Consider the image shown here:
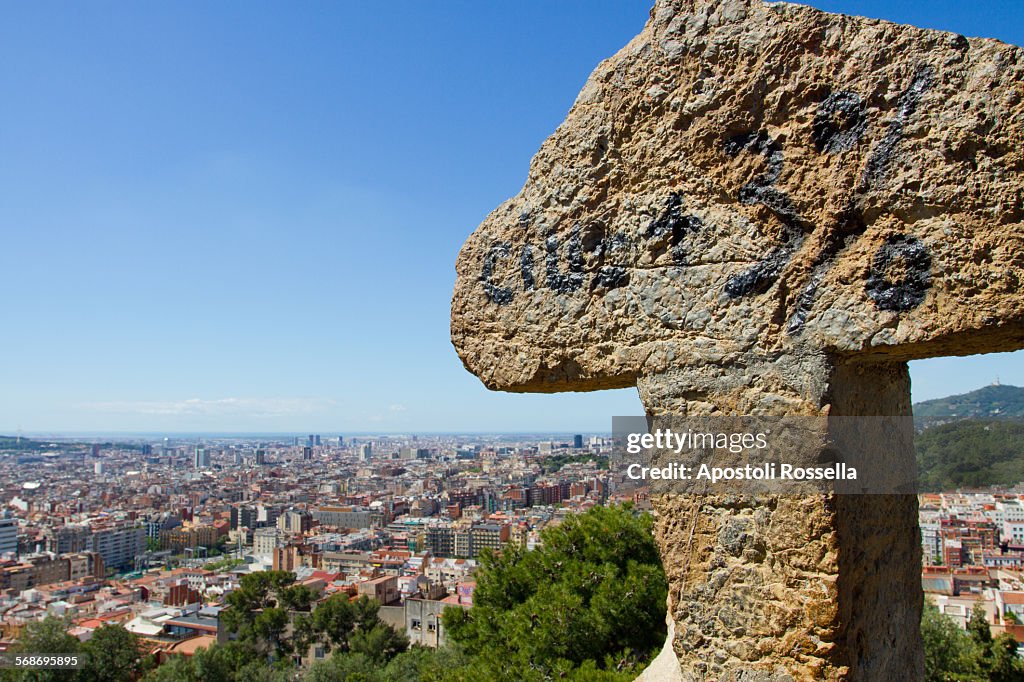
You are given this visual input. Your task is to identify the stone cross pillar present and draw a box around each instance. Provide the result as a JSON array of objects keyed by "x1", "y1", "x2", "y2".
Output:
[
  {"x1": 637, "y1": 360, "x2": 920, "y2": 679},
  {"x1": 450, "y1": 0, "x2": 1024, "y2": 678}
]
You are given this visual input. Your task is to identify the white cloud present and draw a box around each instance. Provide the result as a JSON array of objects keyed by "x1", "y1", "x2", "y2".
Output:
[
  {"x1": 79, "y1": 397, "x2": 337, "y2": 419},
  {"x1": 388, "y1": 403, "x2": 407, "y2": 412}
]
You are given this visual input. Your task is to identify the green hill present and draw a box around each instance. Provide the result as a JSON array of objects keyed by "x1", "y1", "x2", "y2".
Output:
[
  {"x1": 914, "y1": 383, "x2": 1024, "y2": 418},
  {"x1": 910, "y1": 385, "x2": 1024, "y2": 490},
  {"x1": 0, "y1": 435, "x2": 51, "y2": 452},
  {"x1": 916, "y1": 419, "x2": 1024, "y2": 491}
]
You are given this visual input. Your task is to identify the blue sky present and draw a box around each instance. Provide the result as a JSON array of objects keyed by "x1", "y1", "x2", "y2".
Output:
[{"x1": 2, "y1": 1, "x2": 1022, "y2": 434}]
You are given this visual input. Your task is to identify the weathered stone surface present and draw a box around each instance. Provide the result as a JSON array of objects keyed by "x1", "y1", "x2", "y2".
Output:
[
  {"x1": 636, "y1": 361, "x2": 921, "y2": 680},
  {"x1": 450, "y1": 0, "x2": 1024, "y2": 679},
  {"x1": 451, "y1": 0, "x2": 1024, "y2": 392}
]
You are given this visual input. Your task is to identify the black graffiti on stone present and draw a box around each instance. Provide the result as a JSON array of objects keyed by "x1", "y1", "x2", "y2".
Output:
[
  {"x1": 865, "y1": 234, "x2": 932, "y2": 312},
  {"x1": 861, "y1": 65, "x2": 936, "y2": 188},
  {"x1": 647, "y1": 192, "x2": 704, "y2": 265},
  {"x1": 787, "y1": 201, "x2": 868, "y2": 334},
  {"x1": 595, "y1": 266, "x2": 629, "y2": 290},
  {"x1": 595, "y1": 231, "x2": 634, "y2": 291},
  {"x1": 723, "y1": 247, "x2": 794, "y2": 298},
  {"x1": 480, "y1": 242, "x2": 515, "y2": 305},
  {"x1": 789, "y1": 67, "x2": 936, "y2": 332},
  {"x1": 786, "y1": 271, "x2": 826, "y2": 334},
  {"x1": 723, "y1": 131, "x2": 809, "y2": 297},
  {"x1": 520, "y1": 245, "x2": 536, "y2": 291},
  {"x1": 813, "y1": 91, "x2": 868, "y2": 154},
  {"x1": 480, "y1": 70, "x2": 937, "y2": 316},
  {"x1": 480, "y1": 221, "x2": 638, "y2": 302},
  {"x1": 603, "y1": 232, "x2": 632, "y2": 261},
  {"x1": 576, "y1": 221, "x2": 632, "y2": 292},
  {"x1": 546, "y1": 225, "x2": 585, "y2": 294}
]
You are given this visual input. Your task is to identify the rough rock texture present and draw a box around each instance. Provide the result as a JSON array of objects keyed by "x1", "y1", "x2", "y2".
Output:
[
  {"x1": 452, "y1": 0, "x2": 1024, "y2": 391},
  {"x1": 450, "y1": 0, "x2": 1024, "y2": 679},
  {"x1": 638, "y1": 362, "x2": 920, "y2": 680}
]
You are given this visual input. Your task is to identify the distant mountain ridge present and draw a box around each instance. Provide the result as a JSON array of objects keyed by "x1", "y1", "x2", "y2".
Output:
[
  {"x1": 911, "y1": 384, "x2": 1024, "y2": 491},
  {"x1": 913, "y1": 383, "x2": 1024, "y2": 418}
]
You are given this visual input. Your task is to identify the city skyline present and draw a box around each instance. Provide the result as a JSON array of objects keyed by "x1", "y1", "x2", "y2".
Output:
[{"x1": 3, "y1": 0, "x2": 1024, "y2": 433}]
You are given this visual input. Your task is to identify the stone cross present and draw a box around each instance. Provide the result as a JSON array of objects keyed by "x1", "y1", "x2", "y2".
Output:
[{"x1": 450, "y1": 0, "x2": 1024, "y2": 678}]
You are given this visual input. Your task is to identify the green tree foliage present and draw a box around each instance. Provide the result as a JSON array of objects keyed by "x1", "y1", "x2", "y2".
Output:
[
  {"x1": 968, "y1": 605, "x2": 994, "y2": 648},
  {"x1": 221, "y1": 570, "x2": 315, "y2": 659},
  {"x1": 2, "y1": 618, "x2": 148, "y2": 682},
  {"x1": 307, "y1": 594, "x2": 359, "y2": 652},
  {"x1": 376, "y1": 646, "x2": 470, "y2": 682},
  {"x1": 441, "y1": 505, "x2": 666, "y2": 680},
  {"x1": 293, "y1": 593, "x2": 405, "y2": 660},
  {"x1": 916, "y1": 419, "x2": 1024, "y2": 491},
  {"x1": 922, "y1": 601, "x2": 1024, "y2": 682},
  {"x1": 2, "y1": 616, "x2": 81, "y2": 682},
  {"x1": 79, "y1": 624, "x2": 150, "y2": 682},
  {"x1": 144, "y1": 641, "x2": 295, "y2": 682},
  {"x1": 143, "y1": 654, "x2": 196, "y2": 682},
  {"x1": 157, "y1": 586, "x2": 407, "y2": 681},
  {"x1": 538, "y1": 453, "x2": 609, "y2": 474},
  {"x1": 348, "y1": 622, "x2": 408, "y2": 664},
  {"x1": 303, "y1": 652, "x2": 379, "y2": 682},
  {"x1": 140, "y1": 507, "x2": 668, "y2": 680},
  {"x1": 203, "y1": 557, "x2": 245, "y2": 572},
  {"x1": 922, "y1": 601, "x2": 982, "y2": 681}
]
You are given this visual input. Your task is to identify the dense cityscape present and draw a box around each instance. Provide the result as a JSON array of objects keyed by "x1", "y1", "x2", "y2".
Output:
[
  {"x1": 1, "y1": 427, "x2": 1024, "y2": 661},
  {"x1": 0, "y1": 432, "x2": 622, "y2": 667},
  {"x1": 922, "y1": 492, "x2": 1024, "y2": 643}
]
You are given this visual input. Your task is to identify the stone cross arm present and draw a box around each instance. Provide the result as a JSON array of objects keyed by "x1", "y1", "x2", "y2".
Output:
[{"x1": 451, "y1": 0, "x2": 1024, "y2": 399}]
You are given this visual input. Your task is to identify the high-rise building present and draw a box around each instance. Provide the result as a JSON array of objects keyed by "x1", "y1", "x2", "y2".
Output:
[
  {"x1": 231, "y1": 506, "x2": 258, "y2": 530},
  {"x1": 359, "y1": 443, "x2": 372, "y2": 462},
  {"x1": 0, "y1": 515, "x2": 18, "y2": 558},
  {"x1": 47, "y1": 525, "x2": 90, "y2": 554},
  {"x1": 469, "y1": 523, "x2": 509, "y2": 558},
  {"x1": 141, "y1": 444, "x2": 153, "y2": 455},
  {"x1": 312, "y1": 506, "x2": 372, "y2": 529},
  {"x1": 257, "y1": 504, "x2": 282, "y2": 528},
  {"x1": 302, "y1": 446, "x2": 313, "y2": 461},
  {"x1": 314, "y1": 434, "x2": 321, "y2": 447},
  {"x1": 255, "y1": 449, "x2": 266, "y2": 466},
  {"x1": 573, "y1": 434, "x2": 584, "y2": 449},
  {"x1": 194, "y1": 447, "x2": 210, "y2": 469},
  {"x1": 401, "y1": 447, "x2": 430, "y2": 460},
  {"x1": 88, "y1": 524, "x2": 145, "y2": 571},
  {"x1": 426, "y1": 526, "x2": 454, "y2": 557},
  {"x1": 308, "y1": 435, "x2": 315, "y2": 447},
  {"x1": 277, "y1": 510, "x2": 312, "y2": 534},
  {"x1": 253, "y1": 527, "x2": 284, "y2": 556},
  {"x1": 423, "y1": 522, "x2": 507, "y2": 557},
  {"x1": 94, "y1": 461, "x2": 105, "y2": 476}
]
